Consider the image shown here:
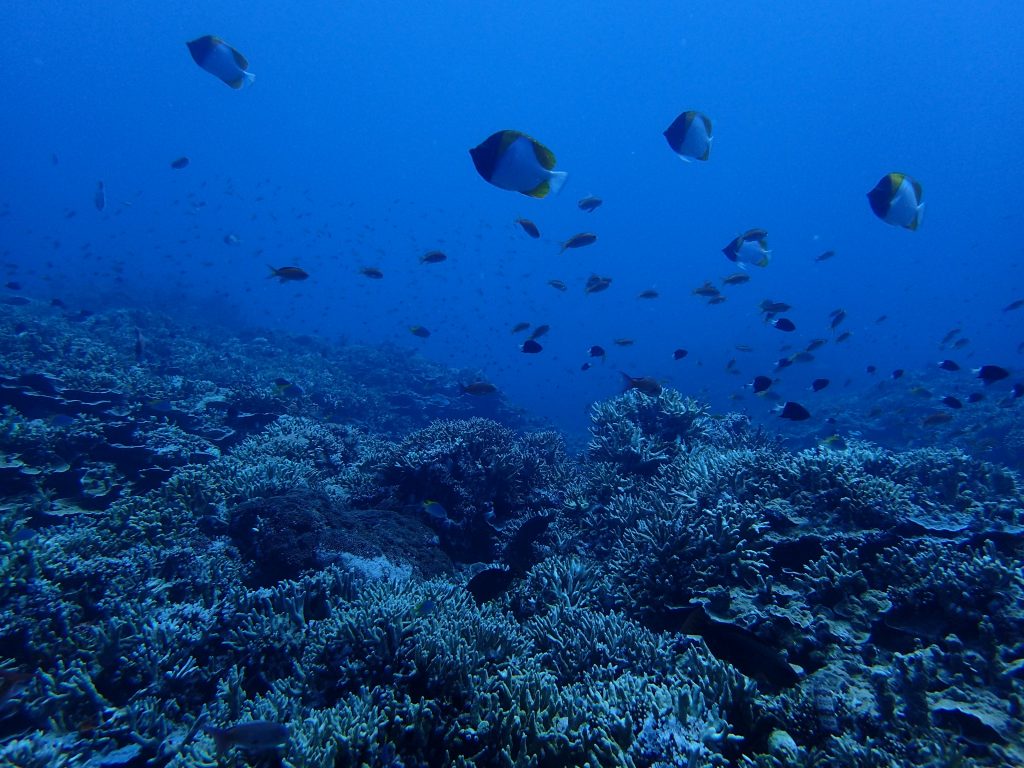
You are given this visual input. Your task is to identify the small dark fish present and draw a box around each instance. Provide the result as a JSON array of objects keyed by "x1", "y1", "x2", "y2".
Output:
[
  {"x1": 791, "y1": 351, "x2": 815, "y2": 364},
  {"x1": 811, "y1": 378, "x2": 830, "y2": 392},
  {"x1": 205, "y1": 721, "x2": 289, "y2": 754},
  {"x1": 751, "y1": 375, "x2": 772, "y2": 394},
  {"x1": 779, "y1": 401, "x2": 811, "y2": 421},
  {"x1": 584, "y1": 274, "x2": 612, "y2": 294},
  {"x1": 528, "y1": 324, "x2": 550, "y2": 341},
  {"x1": 577, "y1": 196, "x2": 602, "y2": 212},
  {"x1": 589, "y1": 345, "x2": 606, "y2": 358},
  {"x1": 515, "y1": 218, "x2": 541, "y2": 238},
  {"x1": 866, "y1": 365, "x2": 876, "y2": 374},
  {"x1": 622, "y1": 373, "x2": 662, "y2": 396},
  {"x1": 940, "y1": 395, "x2": 963, "y2": 409},
  {"x1": 708, "y1": 295, "x2": 728, "y2": 305},
  {"x1": 940, "y1": 328, "x2": 961, "y2": 345},
  {"x1": 976, "y1": 365, "x2": 1009, "y2": 385},
  {"x1": 547, "y1": 279, "x2": 567, "y2": 291},
  {"x1": 693, "y1": 281, "x2": 721, "y2": 298},
  {"x1": 722, "y1": 273, "x2": 751, "y2": 286},
  {"x1": 938, "y1": 359, "x2": 960, "y2": 372},
  {"x1": 359, "y1": 266, "x2": 384, "y2": 279},
  {"x1": 776, "y1": 357, "x2": 793, "y2": 370},
  {"x1": 613, "y1": 338, "x2": 634, "y2": 347},
  {"x1": 268, "y1": 265, "x2": 309, "y2": 282},
  {"x1": 511, "y1": 322, "x2": 530, "y2": 334},
  {"x1": 5, "y1": 281, "x2": 20, "y2": 290},
  {"x1": 409, "y1": 325, "x2": 430, "y2": 338},
  {"x1": 420, "y1": 250, "x2": 446, "y2": 264},
  {"x1": 806, "y1": 338, "x2": 827, "y2": 352},
  {"x1": 580, "y1": 362, "x2": 592, "y2": 371},
  {"x1": 815, "y1": 249, "x2": 836, "y2": 262},
  {"x1": 835, "y1": 331, "x2": 852, "y2": 343},
  {"x1": 467, "y1": 567, "x2": 515, "y2": 604},
  {"x1": 876, "y1": 315, "x2": 888, "y2": 323},
  {"x1": 673, "y1": 348, "x2": 688, "y2": 360},
  {"x1": 561, "y1": 232, "x2": 598, "y2": 252},
  {"x1": 170, "y1": 156, "x2": 190, "y2": 169},
  {"x1": 94, "y1": 181, "x2": 106, "y2": 211},
  {"x1": 774, "y1": 318, "x2": 796, "y2": 332},
  {"x1": 1002, "y1": 299, "x2": 1024, "y2": 312},
  {"x1": 892, "y1": 369, "x2": 904, "y2": 379},
  {"x1": 967, "y1": 392, "x2": 985, "y2": 403},
  {"x1": 522, "y1": 339, "x2": 543, "y2": 353},
  {"x1": 760, "y1": 300, "x2": 791, "y2": 313},
  {"x1": 923, "y1": 411, "x2": 953, "y2": 427},
  {"x1": 829, "y1": 309, "x2": 846, "y2": 331},
  {"x1": 637, "y1": 289, "x2": 659, "y2": 299},
  {"x1": 51, "y1": 298, "x2": 66, "y2": 308},
  {"x1": 952, "y1": 337, "x2": 970, "y2": 350},
  {"x1": 461, "y1": 381, "x2": 497, "y2": 396}
]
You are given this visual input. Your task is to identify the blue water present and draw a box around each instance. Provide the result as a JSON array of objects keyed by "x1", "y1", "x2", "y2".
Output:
[{"x1": 2, "y1": 1, "x2": 1022, "y2": 438}]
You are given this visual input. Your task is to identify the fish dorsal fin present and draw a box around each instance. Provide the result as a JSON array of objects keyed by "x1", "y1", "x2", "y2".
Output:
[
  {"x1": 531, "y1": 140, "x2": 557, "y2": 170},
  {"x1": 231, "y1": 47, "x2": 250, "y2": 71}
]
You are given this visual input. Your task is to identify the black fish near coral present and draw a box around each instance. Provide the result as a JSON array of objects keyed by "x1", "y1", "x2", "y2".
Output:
[
  {"x1": 621, "y1": 373, "x2": 662, "y2": 397},
  {"x1": 461, "y1": 381, "x2": 497, "y2": 395},
  {"x1": 779, "y1": 401, "x2": 811, "y2": 421},
  {"x1": 976, "y1": 364, "x2": 1009, "y2": 385},
  {"x1": 467, "y1": 567, "x2": 515, "y2": 604}
]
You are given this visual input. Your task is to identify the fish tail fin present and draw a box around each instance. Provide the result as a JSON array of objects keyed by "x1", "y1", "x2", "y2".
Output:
[
  {"x1": 203, "y1": 726, "x2": 228, "y2": 753},
  {"x1": 267, "y1": 265, "x2": 278, "y2": 279},
  {"x1": 532, "y1": 172, "x2": 569, "y2": 198},
  {"x1": 229, "y1": 72, "x2": 256, "y2": 89},
  {"x1": 621, "y1": 372, "x2": 634, "y2": 391},
  {"x1": 910, "y1": 202, "x2": 925, "y2": 230},
  {"x1": 546, "y1": 171, "x2": 568, "y2": 197}
]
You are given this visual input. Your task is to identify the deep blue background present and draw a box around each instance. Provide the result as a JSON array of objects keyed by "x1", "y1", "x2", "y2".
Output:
[{"x1": 2, "y1": 1, "x2": 1022, "y2": 437}]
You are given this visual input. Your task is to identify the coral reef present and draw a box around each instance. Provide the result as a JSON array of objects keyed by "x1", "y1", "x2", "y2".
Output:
[{"x1": 1, "y1": 305, "x2": 1022, "y2": 766}]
